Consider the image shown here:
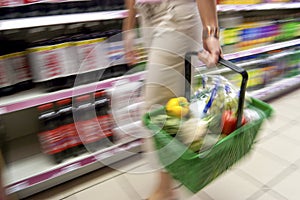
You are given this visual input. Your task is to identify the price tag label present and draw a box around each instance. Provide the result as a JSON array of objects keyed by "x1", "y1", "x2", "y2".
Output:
[
  {"x1": 61, "y1": 163, "x2": 81, "y2": 174},
  {"x1": 112, "y1": 78, "x2": 130, "y2": 87},
  {"x1": 95, "y1": 150, "x2": 114, "y2": 160},
  {"x1": 0, "y1": 107, "x2": 7, "y2": 115},
  {"x1": 6, "y1": 181, "x2": 29, "y2": 194}
]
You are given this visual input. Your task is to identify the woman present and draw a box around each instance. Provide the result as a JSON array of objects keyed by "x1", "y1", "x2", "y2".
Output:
[{"x1": 123, "y1": 0, "x2": 222, "y2": 199}]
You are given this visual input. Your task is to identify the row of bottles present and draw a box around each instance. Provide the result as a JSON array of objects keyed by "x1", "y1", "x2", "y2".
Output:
[
  {"x1": 217, "y1": 0, "x2": 300, "y2": 4},
  {"x1": 0, "y1": 0, "x2": 125, "y2": 20},
  {"x1": 37, "y1": 90, "x2": 114, "y2": 164},
  {"x1": 220, "y1": 13, "x2": 300, "y2": 53},
  {"x1": 225, "y1": 46, "x2": 300, "y2": 91},
  {"x1": 0, "y1": 28, "x2": 147, "y2": 96}
]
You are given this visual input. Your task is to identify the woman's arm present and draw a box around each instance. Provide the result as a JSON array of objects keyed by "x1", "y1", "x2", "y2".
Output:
[
  {"x1": 123, "y1": 0, "x2": 137, "y2": 32},
  {"x1": 123, "y1": 0, "x2": 137, "y2": 65},
  {"x1": 196, "y1": 0, "x2": 222, "y2": 67},
  {"x1": 197, "y1": 0, "x2": 219, "y2": 31}
]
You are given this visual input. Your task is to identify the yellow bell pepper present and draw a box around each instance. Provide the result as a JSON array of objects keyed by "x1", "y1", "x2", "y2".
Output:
[{"x1": 166, "y1": 97, "x2": 189, "y2": 118}]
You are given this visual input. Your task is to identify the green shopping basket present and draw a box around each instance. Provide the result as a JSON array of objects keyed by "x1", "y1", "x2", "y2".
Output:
[{"x1": 142, "y1": 52, "x2": 273, "y2": 193}]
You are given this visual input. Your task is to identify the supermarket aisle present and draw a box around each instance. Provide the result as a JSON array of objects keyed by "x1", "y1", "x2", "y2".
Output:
[{"x1": 23, "y1": 88, "x2": 300, "y2": 200}]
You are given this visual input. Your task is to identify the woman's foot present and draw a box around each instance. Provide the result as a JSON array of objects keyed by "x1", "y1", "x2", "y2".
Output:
[
  {"x1": 148, "y1": 189, "x2": 176, "y2": 200},
  {"x1": 148, "y1": 171, "x2": 178, "y2": 200}
]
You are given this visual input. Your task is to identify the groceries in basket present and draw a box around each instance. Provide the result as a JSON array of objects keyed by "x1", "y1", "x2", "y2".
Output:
[
  {"x1": 151, "y1": 75, "x2": 262, "y2": 153},
  {"x1": 143, "y1": 55, "x2": 273, "y2": 193}
]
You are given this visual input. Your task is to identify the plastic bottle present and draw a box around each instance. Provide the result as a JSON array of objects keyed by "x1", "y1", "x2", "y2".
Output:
[
  {"x1": 74, "y1": 95, "x2": 104, "y2": 152},
  {"x1": 72, "y1": 33, "x2": 108, "y2": 85},
  {"x1": 104, "y1": 29, "x2": 128, "y2": 77},
  {"x1": 0, "y1": 40, "x2": 16, "y2": 96},
  {"x1": 1, "y1": 5, "x2": 21, "y2": 20},
  {"x1": 94, "y1": 91, "x2": 114, "y2": 144},
  {"x1": 85, "y1": 0, "x2": 98, "y2": 13},
  {"x1": 56, "y1": 98, "x2": 85, "y2": 158},
  {"x1": 10, "y1": 40, "x2": 33, "y2": 93},
  {"x1": 61, "y1": 0, "x2": 84, "y2": 14},
  {"x1": 37, "y1": 103, "x2": 67, "y2": 164},
  {"x1": 45, "y1": 1, "x2": 62, "y2": 16},
  {"x1": 23, "y1": 1, "x2": 44, "y2": 18},
  {"x1": 27, "y1": 36, "x2": 71, "y2": 92}
]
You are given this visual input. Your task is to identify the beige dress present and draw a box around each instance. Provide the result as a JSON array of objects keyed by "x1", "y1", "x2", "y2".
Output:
[{"x1": 136, "y1": 0, "x2": 204, "y2": 169}]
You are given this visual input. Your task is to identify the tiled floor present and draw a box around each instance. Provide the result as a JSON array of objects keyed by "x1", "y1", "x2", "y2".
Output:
[{"x1": 23, "y1": 88, "x2": 300, "y2": 200}]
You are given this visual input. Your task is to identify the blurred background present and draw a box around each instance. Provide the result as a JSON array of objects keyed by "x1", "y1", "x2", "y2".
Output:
[{"x1": 0, "y1": 0, "x2": 300, "y2": 199}]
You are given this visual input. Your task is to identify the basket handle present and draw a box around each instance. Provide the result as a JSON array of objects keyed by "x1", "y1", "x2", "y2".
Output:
[{"x1": 185, "y1": 52, "x2": 248, "y2": 129}]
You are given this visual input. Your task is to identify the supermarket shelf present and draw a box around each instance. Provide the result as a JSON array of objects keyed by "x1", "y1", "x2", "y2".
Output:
[
  {"x1": 224, "y1": 39, "x2": 300, "y2": 61},
  {"x1": 1, "y1": 3, "x2": 299, "y2": 31},
  {"x1": 1, "y1": 40, "x2": 299, "y2": 115},
  {"x1": 250, "y1": 74, "x2": 300, "y2": 101},
  {"x1": 0, "y1": 10, "x2": 128, "y2": 31},
  {"x1": 4, "y1": 138, "x2": 143, "y2": 198},
  {"x1": 217, "y1": 2, "x2": 300, "y2": 12},
  {"x1": 4, "y1": 74, "x2": 299, "y2": 198},
  {"x1": 0, "y1": 71, "x2": 145, "y2": 115},
  {"x1": 195, "y1": 39, "x2": 300, "y2": 68},
  {"x1": 203, "y1": 50, "x2": 295, "y2": 75}
]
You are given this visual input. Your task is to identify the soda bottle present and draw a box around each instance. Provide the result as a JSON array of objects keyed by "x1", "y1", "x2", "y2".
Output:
[
  {"x1": 74, "y1": 95, "x2": 104, "y2": 152},
  {"x1": 0, "y1": 40, "x2": 16, "y2": 96},
  {"x1": 56, "y1": 98, "x2": 85, "y2": 158},
  {"x1": 94, "y1": 90, "x2": 114, "y2": 144},
  {"x1": 23, "y1": 0, "x2": 44, "y2": 18},
  {"x1": 10, "y1": 40, "x2": 33, "y2": 93},
  {"x1": 28, "y1": 37, "x2": 70, "y2": 92},
  {"x1": 37, "y1": 103, "x2": 67, "y2": 164}
]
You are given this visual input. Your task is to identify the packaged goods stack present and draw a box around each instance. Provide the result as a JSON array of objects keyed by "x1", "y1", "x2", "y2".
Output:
[{"x1": 0, "y1": 0, "x2": 125, "y2": 20}]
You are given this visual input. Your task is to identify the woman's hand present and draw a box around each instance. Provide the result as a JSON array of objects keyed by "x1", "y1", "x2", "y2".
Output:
[
  {"x1": 198, "y1": 36, "x2": 222, "y2": 67},
  {"x1": 123, "y1": 30, "x2": 137, "y2": 66}
]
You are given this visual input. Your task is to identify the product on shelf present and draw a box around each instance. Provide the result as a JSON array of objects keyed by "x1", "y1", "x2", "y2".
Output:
[
  {"x1": 74, "y1": 94, "x2": 109, "y2": 152},
  {"x1": 218, "y1": 0, "x2": 262, "y2": 4},
  {"x1": 37, "y1": 103, "x2": 67, "y2": 164},
  {"x1": 10, "y1": 40, "x2": 33, "y2": 92},
  {"x1": 56, "y1": 98, "x2": 85, "y2": 157},
  {"x1": 220, "y1": 14, "x2": 300, "y2": 53},
  {"x1": 94, "y1": 90, "x2": 114, "y2": 143},
  {"x1": 102, "y1": 0, "x2": 124, "y2": 11},
  {"x1": 72, "y1": 33, "x2": 109, "y2": 85},
  {"x1": 28, "y1": 36, "x2": 77, "y2": 92},
  {"x1": 238, "y1": 21, "x2": 280, "y2": 50},
  {"x1": 217, "y1": 0, "x2": 297, "y2": 4},
  {"x1": 283, "y1": 47, "x2": 300, "y2": 77},
  {"x1": 23, "y1": 0, "x2": 45, "y2": 17},
  {"x1": 0, "y1": 28, "x2": 145, "y2": 96},
  {"x1": 0, "y1": 0, "x2": 125, "y2": 20},
  {"x1": 0, "y1": 43, "x2": 16, "y2": 96},
  {"x1": 225, "y1": 46, "x2": 300, "y2": 90},
  {"x1": 0, "y1": 39, "x2": 32, "y2": 96},
  {"x1": 275, "y1": 19, "x2": 300, "y2": 42},
  {"x1": 104, "y1": 29, "x2": 129, "y2": 78},
  {"x1": 219, "y1": 14, "x2": 243, "y2": 53}
]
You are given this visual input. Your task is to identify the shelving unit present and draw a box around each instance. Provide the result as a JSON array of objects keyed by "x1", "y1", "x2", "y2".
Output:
[
  {"x1": 5, "y1": 138, "x2": 142, "y2": 197},
  {"x1": 1, "y1": 39, "x2": 299, "y2": 115},
  {"x1": 1, "y1": 2, "x2": 299, "y2": 31},
  {"x1": 217, "y1": 2, "x2": 300, "y2": 12},
  {"x1": 0, "y1": 10, "x2": 128, "y2": 31},
  {"x1": 250, "y1": 74, "x2": 300, "y2": 101},
  {"x1": 1, "y1": 2, "x2": 300, "y2": 199},
  {"x1": 0, "y1": 71, "x2": 145, "y2": 115}
]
